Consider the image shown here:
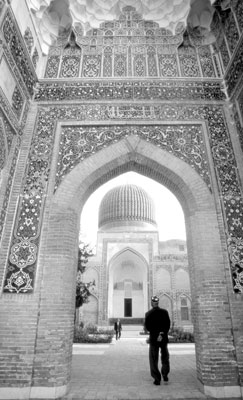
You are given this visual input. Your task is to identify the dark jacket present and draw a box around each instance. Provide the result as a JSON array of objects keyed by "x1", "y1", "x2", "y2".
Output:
[
  {"x1": 145, "y1": 307, "x2": 170, "y2": 345},
  {"x1": 114, "y1": 321, "x2": 122, "y2": 331}
]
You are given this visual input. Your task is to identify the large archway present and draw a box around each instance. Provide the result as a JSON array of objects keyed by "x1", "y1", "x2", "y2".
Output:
[{"x1": 32, "y1": 133, "x2": 239, "y2": 398}]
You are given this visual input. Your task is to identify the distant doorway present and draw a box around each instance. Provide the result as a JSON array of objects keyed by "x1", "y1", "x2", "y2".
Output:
[
  {"x1": 108, "y1": 248, "x2": 148, "y2": 319},
  {"x1": 124, "y1": 298, "x2": 132, "y2": 317}
]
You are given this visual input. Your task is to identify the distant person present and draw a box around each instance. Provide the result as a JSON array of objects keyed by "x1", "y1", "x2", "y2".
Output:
[
  {"x1": 144, "y1": 296, "x2": 171, "y2": 385},
  {"x1": 114, "y1": 318, "x2": 122, "y2": 340}
]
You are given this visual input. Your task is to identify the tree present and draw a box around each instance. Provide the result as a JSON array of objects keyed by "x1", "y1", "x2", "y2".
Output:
[{"x1": 75, "y1": 243, "x2": 95, "y2": 310}]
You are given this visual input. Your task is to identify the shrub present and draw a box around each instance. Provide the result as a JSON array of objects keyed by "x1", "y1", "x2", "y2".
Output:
[
  {"x1": 139, "y1": 326, "x2": 194, "y2": 343},
  {"x1": 73, "y1": 324, "x2": 114, "y2": 343},
  {"x1": 169, "y1": 327, "x2": 194, "y2": 343},
  {"x1": 85, "y1": 322, "x2": 98, "y2": 334}
]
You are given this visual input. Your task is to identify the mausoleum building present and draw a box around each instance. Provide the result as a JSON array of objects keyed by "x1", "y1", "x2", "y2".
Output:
[{"x1": 81, "y1": 184, "x2": 191, "y2": 330}]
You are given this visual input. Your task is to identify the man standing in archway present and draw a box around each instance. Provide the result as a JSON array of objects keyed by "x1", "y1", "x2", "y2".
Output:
[
  {"x1": 144, "y1": 296, "x2": 171, "y2": 385},
  {"x1": 114, "y1": 318, "x2": 122, "y2": 340}
]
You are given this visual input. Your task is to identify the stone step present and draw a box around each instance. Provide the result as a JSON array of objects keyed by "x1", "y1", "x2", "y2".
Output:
[
  {"x1": 119, "y1": 325, "x2": 145, "y2": 338},
  {"x1": 121, "y1": 324, "x2": 144, "y2": 331}
]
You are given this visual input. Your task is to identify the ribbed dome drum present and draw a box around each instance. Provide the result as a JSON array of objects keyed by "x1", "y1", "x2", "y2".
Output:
[{"x1": 98, "y1": 184, "x2": 157, "y2": 230}]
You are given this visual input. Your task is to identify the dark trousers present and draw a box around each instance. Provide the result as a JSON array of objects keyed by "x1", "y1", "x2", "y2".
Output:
[
  {"x1": 115, "y1": 330, "x2": 121, "y2": 340},
  {"x1": 149, "y1": 342, "x2": 170, "y2": 382}
]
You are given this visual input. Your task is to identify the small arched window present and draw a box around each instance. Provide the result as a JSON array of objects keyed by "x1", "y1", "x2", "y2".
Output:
[{"x1": 180, "y1": 296, "x2": 189, "y2": 321}]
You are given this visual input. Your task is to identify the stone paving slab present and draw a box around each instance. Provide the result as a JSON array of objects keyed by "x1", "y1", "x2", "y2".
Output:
[{"x1": 63, "y1": 339, "x2": 213, "y2": 400}]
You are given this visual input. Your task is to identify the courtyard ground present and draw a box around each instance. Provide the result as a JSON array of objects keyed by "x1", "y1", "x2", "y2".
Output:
[{"x1": 64, "y1": 338, "x2": 212, "y2": 400}]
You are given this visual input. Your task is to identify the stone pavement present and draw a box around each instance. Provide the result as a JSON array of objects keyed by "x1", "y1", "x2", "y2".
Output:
[{"x1": 63, "y1": 338, "x2": 213, "y2": 400}]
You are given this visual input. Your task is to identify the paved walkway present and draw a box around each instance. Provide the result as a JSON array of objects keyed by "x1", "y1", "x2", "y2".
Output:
[{"x1": 63, "y1": 338, "x2": 213, "y2": 400}]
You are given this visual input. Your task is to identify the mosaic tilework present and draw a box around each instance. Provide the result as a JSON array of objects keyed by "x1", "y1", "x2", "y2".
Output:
[
  {"x1": 158, "y1": 54, "x2": 178, "y2": 77},
  {"x1": 1, "y1": 10, "x2": 36, "y2": 96},
  {"x1": 42, "y1": 5, "x2": 242, "y2": 83},
  {"x1": 60, "y1": 45, "x2": 81, "y2": 78},
  {"x1": 3, "y1": 102, "x2": 243, "y2": 293},
  {"x1": 2, "y1": 42, "x2": 30, "y2": 103},
  {"x1": 3, "y1": 108, "x2": 53, "y2": 293},
  {"x1": 198, "y1": 47, "x2": 215, "y2": 78},
  {"x1": 178, "y1": 34, "x2": 200, "y2": 78},
  {"x1": 224, "y1": 9, "x2": 240, "y2": 55},
  {"x1": 82, "y1": 54, "x2": 101, "y2": 77},
  {"x1": 56, "y1": 124, "x2": 210, "y2": 190},
  {"x1": 233, "y1": 0, "x2": 243, "y2": 32},
  {"x1": 0, "y1": 90, "x2": 20, "y2": 135},
  {"x1": 43, "y1": 7, "x2": 218, "y2": 79},
  {"x1": 234, "y1": 89, "x2": 243, "y2": 152},
  {"x1": 0, "y1": 110, "x2": 16, "y2": 151},
  {"x1": 218, "y1": 37, "x2": 230, "y2": 71},
  {"x1": 0, "y1": 110, "x2": 19, "y2": 243},
  {"x1": 35, "y1": 80, "x2": 225, "y2": 102},
  {"x1": 44, "y1": 47, "x2": 61, "y2": 78},
  {"x1": 12, "y1": 86, "x2": 24, "y2": 120},
  {"x1": 225, "y1": 35, "x2": 243, "y2": 96}
]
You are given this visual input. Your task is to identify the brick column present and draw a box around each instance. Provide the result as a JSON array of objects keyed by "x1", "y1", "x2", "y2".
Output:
[
  {"x1": 187, "y1": 210, "x2": 242, "y2": 398},
  {"x1": 29, "y1": 207, "x2": 79, "y2": 398}
]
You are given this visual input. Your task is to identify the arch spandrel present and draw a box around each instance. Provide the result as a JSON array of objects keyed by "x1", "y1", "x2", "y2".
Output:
[{"x1": 53, "y1": 136, "x2": 213, "y2": 218}]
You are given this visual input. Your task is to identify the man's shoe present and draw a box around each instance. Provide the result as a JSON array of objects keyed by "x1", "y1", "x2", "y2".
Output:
[
  {"x1": 153, "y1": 380, "x2": 160, "y2": 385},
  {"x1": 162, "y1": 375, "x2": 169, "y2": 383}
]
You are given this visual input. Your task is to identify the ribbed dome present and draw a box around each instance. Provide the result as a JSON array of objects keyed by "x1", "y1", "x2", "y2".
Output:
[{"x1": 98, "y1": 184, "x2": 157, "y2": 230}]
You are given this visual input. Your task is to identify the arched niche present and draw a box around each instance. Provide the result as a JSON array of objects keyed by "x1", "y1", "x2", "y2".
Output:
[
  {"x1": 159, "y1": 294, "x2": 173, "y2": 319},
  {"x1": 175, "y1": 268, "x2": 190, "y2": 290},
  {"x1": 108, "y1": 247, "x2": 148, "y2": 319},
  {"x1": 156, "y1": 268, "x2": 172, "y2": 291}
]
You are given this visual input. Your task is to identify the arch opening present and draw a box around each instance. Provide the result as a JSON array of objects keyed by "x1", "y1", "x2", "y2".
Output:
[{"x1": 40, "y1": 137, "x2": 232, "y2": 396}]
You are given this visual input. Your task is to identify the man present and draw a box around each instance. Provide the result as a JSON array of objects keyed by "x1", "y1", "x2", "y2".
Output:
[
  {"x1": 144, "y1": 296, "x2": 171, "y2": 386},
  {"x1": 114, "y1": 318, "x2": 122, "y2": 340}
]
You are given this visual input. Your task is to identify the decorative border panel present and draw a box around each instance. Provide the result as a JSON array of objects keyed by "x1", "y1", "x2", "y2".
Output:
[
  {"x1": 1, "y1": 10, "x2": 36, "y2": 96},
  {"x1": 225, "y1": 35, "x2": 243, "y2": 97},
  {"x1": 0, "y1": 110, "x2": 20, "y2": 243},
  {"x1": 35, "y1": 80, "x2": 225, "y2": 102},
  {"x1": 2, "y1": 102, "x2": 243, "y2": 294}
]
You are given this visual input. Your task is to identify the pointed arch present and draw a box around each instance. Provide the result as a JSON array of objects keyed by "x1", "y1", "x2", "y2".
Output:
[
  {"x1": 107, "y1": 246, "x2": 149, "y2": 319},
  {"x1": 108, "y1": 246, "x2": 149, "y2": 270},
  {"x1": 35, "y1": 133, "x2": 231, "y2": 396}
]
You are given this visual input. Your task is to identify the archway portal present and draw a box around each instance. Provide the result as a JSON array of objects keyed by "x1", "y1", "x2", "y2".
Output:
[
  {"x1": 108, "y1": 249, "x2": 148, "y2": 319},
  {"x1": 42, "y1": 135, "x2": 233, "y2": 397}
]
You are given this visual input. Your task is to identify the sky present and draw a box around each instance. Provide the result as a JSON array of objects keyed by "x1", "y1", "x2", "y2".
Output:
[{"x1": 80, "y1": 172, "x2": 186, "y2": 249}]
